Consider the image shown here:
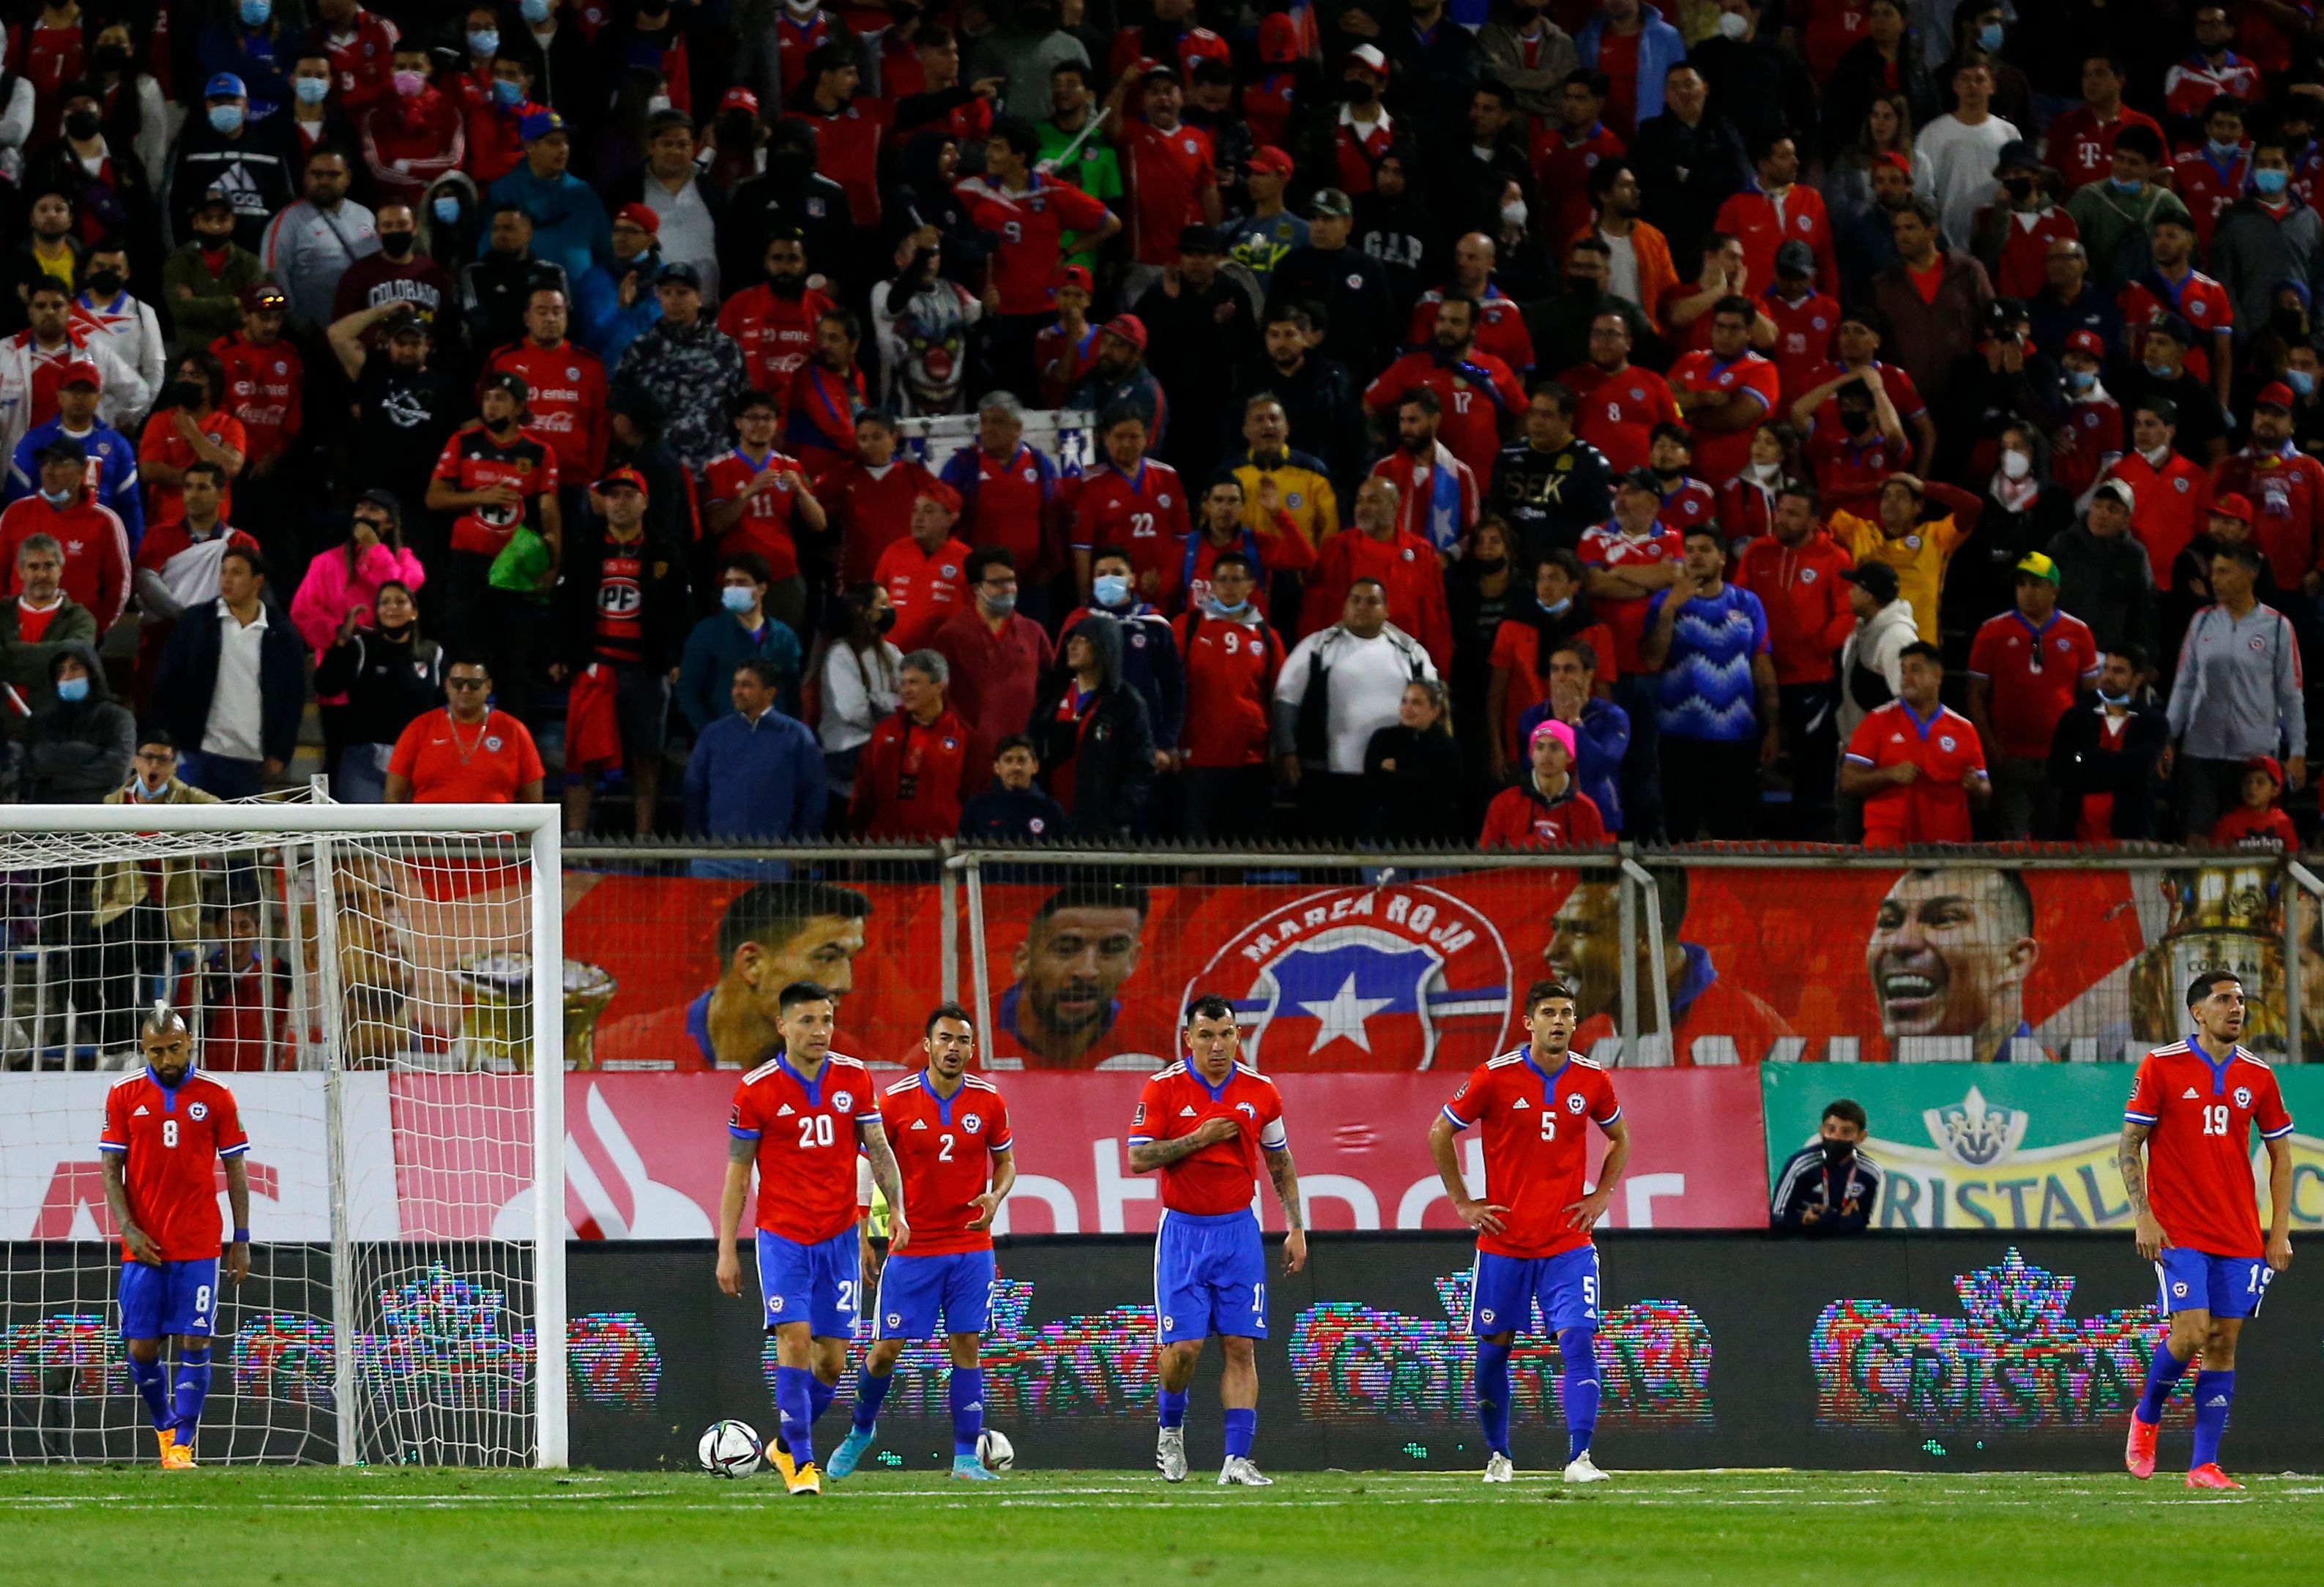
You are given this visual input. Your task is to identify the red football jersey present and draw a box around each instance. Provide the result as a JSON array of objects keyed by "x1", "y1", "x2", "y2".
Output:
[
  {"x1": 729, "y1": 1051, "x2": 881, "y2": 1245},
  {"x1": 954, "y1": 175, "x2": 1114, "y2": 315},
  {"x1": 1172, "y1": 610, "x2": 1282, "y2": 767},
  {"x1": 1577, "y1": 520, "x2": 1683, "y2": 671},
  {"x1": 2043, "y1": 105, "x2": 2166, "y2": 194},
  {"x1": 1667, "y1": 348, "x2": 1780, "y2": 487},
  {"x1": 431, "y1": 425, "x2": 559, "y2": 556},
  {"x1": 2170, "y1": 146, "x2": 2251, "y2": 254},
  {"x1": 1070, "y1": 459, "x2": 1193, "y2": 608},
  {"x1": 1442, "y1": 1048, "x2": 1621, "y2": 1259},
  {"x1": 1561, "y1": 362, "x2": 1680, "y2": 474},
  {"x1": 875, "y1": 533, "x2": 972, "y2": 651},
  {"x1": 701, "y1": 447, "x2": 810, "y2": 581},
  {"x1": 481, "y1": 340, "x2": 608, "y2": 479},
  {"x1": 1122, "y1": 117, "x2": 1216, "y2": 266},
  {"x1": 1363, "y1": 349, "x2": 1525, "y2": 486},
  {"x1": 212, "y1": 332, "x2": 304, "y2": 463},
  {"x1": 1406, "y1": 288, "x2": 1536, "y2": 373},
  {"x1": 1966, "y1": 610, "x2": 2101, "y2": 759},
  {"x1": 1844, "y1": 700, "x2": 1987, "y2": 846},
  {"x1": 2120, "y1": 271, "x2": 2234, "y2": 379},
  {"x1": 1763, "y1": 289, "x2": 1841, "y2": 411},
  {"x1": 1129, "y1": 1060, "x2": 1288, "y2": 1217},
  {"x1": 2125, "y1": 1040, "x2": 2293, "y2": 1258},
  {"x1": 717, "y1": 285, "x2": 835, "y2": 411},
  {"x1": 100, "y1": 1067, "x2": 249, "y2": 1262},
  {"x1": 879, "y1": 1071, "x2": 1013, "y2": 1257}
]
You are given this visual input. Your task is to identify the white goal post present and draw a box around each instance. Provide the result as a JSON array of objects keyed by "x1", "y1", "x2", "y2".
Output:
[{"x1": 0, "y1": 802, "x2": 566, "y2": 1468}]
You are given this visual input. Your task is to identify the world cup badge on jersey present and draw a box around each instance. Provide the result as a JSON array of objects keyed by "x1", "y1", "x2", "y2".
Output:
[{"x1": 1187, "y1": 884, "x2": 1513, "y2": 1068}]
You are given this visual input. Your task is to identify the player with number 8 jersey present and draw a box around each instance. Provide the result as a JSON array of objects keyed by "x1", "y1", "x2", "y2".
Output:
[
  {"x1": 2118, "y1": 970, "x2": 2295, "y2": 1490},
  {"x1": 1429, "y1": 977, "x2": 1628, "y2": 1485},
  {"x1": 716, "y1": 980, "x2": 906, "y2": 1496}
]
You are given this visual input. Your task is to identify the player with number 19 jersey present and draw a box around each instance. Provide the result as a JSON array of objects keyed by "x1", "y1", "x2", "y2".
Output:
[
  {"x1": 730, "y1": 1050, "x2": 881, "y2": 1333},
  {"x1": 2125, "y1": 1039, "x2": 2293, "y2": 1264}
]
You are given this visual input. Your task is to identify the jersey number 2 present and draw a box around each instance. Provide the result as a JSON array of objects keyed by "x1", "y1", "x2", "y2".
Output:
[{"x1": 938, "y1": 1132, "x2": 956, "y2": 1162}]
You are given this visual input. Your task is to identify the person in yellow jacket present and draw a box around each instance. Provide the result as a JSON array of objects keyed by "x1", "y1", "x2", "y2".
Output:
[
  {"x1": 1223, "y1": 396, "x2": 1340, "y2": 552},
  {"x1": 1828, "y1": 473, "x2": 1978, "y2": 643}
]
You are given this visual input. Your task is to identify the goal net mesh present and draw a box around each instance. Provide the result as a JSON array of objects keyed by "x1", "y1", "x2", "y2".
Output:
[{"x1": 0, "y1": 821, "x2": 552, "y2": 1466}]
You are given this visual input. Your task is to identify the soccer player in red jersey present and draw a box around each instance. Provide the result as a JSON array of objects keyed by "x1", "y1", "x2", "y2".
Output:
[
  {"x1": 829, "y1": 1004, "x2": 1016, "y2": 1484},
  {"x1": 100, "y1": 1004, "x2": 250, "y2": 1469},
  {"x1": 1129, "y1": 993, "x2": 1306, "y2": 1486},
  {"x1": 2119, "y1": 971, "x2": 2295, "y2": 1490},
  {"x1": 715, "y1": 980, "x2": 906, "y2": 1497},
  {"x1": 425, "y1": 370, "x2": 562, "y2": 635},
  {"x1": 1429, "y1": 978, "x2": 1628, "y2": 1485},
  {"x1": 1363, "y1": 297, "x2": 1525, "y2": 489}
]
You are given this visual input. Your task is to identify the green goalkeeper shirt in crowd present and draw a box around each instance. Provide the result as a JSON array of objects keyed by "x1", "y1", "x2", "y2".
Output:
[{"x1": 1036, "y1": 119, "x2": 1122, "y2": 272}]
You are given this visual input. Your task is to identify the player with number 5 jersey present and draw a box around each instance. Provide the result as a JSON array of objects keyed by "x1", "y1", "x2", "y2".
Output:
[
  {"x1": 100, "y1": 1004, "x2": 251, "y2": 1469},
  {"x1": 716, "y1": 980, "x2": 907, "y2": 1496},
  {"x1": 2118, "y1": 971, "x2": 2295, "y2": 1491},
  {"x1": 1429, "y1": 977, "x2": 1629, "y2": 1486},
  {"x1": 830, "y1": 1002, "x2": 1017, "y2": 1484},
  {"x1": 1128, "y1": 993, "x2": 1306, "y2": 1487}
]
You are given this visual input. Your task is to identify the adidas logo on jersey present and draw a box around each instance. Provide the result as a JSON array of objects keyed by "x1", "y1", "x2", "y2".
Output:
[
  {"x1": 911, "y1": 1119, "x2": 928, "y2": 1130},
  {"x1": 1512, "y1": 1097, "x2": 1530, "y2": 1109},
  {"x1": 778, "y1": 1104, "x2": 796, "y2": 1116},
  {"x1": 133, "y1": 1105, "x2": 149, "y2": 1116},
  {"x1": 1180, "y1": 1105, "x2": 1198, "y2": 1116},
  {"x1": 2183, "y1": 1088, "x2": 2200, "y2": 1099}
]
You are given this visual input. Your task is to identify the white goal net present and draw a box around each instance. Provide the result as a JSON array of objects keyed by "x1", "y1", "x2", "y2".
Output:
[{"x1": 0, "y1": 803, "x2": 565, "y2": 1467}]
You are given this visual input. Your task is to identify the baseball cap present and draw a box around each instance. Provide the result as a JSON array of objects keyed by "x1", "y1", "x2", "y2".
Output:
[
  {"x1": 195, "y1": 183, "x2": 236, "y2": 213},
  {"x1": 1247, "y1": 145, "x2": 1295, "y2": 178},
  {"x1": 1528, "y1": 718, "x2": 1576, "y2": 761},
  {"x1": 237, "y1": 283, "x2": 288, "y2": 313},
  {"x1": 720, "y1": 86, "x2": 761, "y2": 116},
  {"x1": 915, "y1": 479, "x2": 963, "y2": 515},
  {"x1": 1616, "y1": 466, "x2": 1662, "y2": 494},
  {"x1": 1051, "y1": 264, "x2": 1093, "y2": 295},
  {"x1": 614, "y1": 202, "x2": 661, "y2": 235},
  {"x1": 1177, "y1": 223, "x2": 1224, "y2": 255},
  {"x1": 2147, "y1": 312, "x2": 2196, "y2": 347},
  {"x1": 2246, "y1": 755, "x2": 2286, "y2": 788},
  {"x1": 1992, "y1": 138, "x2": 2044, "y2": 176},
  {"x1": 595, "y1": 466, "x2": 650, "y2": 498},
  {"x1": 356, "y1": 488, "x2": 402, "y2": 521},
  {"x1": 481, "y1": 369, "x2": 530, "y2": 403},
  {"x1": 655, "y1": 260, "x2": 703, "y2": 290},
  {"x1": 385, "y1": 308, "x2": 433, "y2": 338},
  {"x1": 57, "y1": 361, "x2": 101, "y2": 391},
  {"x1": 2256, "y1": 381, "x2": 2296, "y2": 410},
  {"x1": 204, "y1": 72, "x2": 246, "y2": 100},
  {"x1": 1873, "y1": 150, "x2": 1914, "y2": 176},
  {"x1": 2014, "y1": 551, "x2": 2061, "y2": 585},
  {"x1": 1307, "y1": 187, "x2": 1354, "y2": 219},
  {"x1": 518, "y1": 108, "x2": 567, "y2": 142},
  {"x1": 1842, "y1": 561, "x2": 1900, "y2": 600},
  {"x1": 1773, "y1": 239, "x2": 1816, "y2": 277},
  {"x1": 2210, "y1": 491, "x2": 2254, "y2": 524},
  {"x1": 2091, "y1": 477, "x2": 2136, "y2": 510},
  {"x1": 1348, "y1": 43, "x2": 1388, "y2": 75},
  {"x1": 2063, "y1": 329, "x2": 2107, "y2": 359},
  {"x1": 1102, "y1": 313, "x2": 1149, "y2": 353}
]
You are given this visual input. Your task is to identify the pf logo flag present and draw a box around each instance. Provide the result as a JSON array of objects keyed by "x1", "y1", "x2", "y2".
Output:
[{"x1": 1188, "y1": 886, "x2": 1511, "y2": 1071}]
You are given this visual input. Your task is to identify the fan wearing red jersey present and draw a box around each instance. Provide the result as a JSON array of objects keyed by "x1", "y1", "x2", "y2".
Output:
[
  {"x1": 830, "y1": 1004, "x2": 1018, "y2": 1485},
  {"x1": 714, "y1": 981, "x2": 907, "y2": 1497},
  {"x1": 2120, "y1": 971, "x2": 2295, "y2": 1491},
  {"x1": 1128, "y1": 993, "x2": 1306, "y2": 1487},
  {"x1": 100, "y1": 1005, "x2": 250, "y2": 1470},
  {"x1": 1429, "y1": 978, "x2": 1629, "y2": 1487}
]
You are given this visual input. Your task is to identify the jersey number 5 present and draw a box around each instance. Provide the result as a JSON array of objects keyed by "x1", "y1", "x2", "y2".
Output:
[{"x1": 1538, "y1": 1110, "x2": 1557, "y2": 1143}]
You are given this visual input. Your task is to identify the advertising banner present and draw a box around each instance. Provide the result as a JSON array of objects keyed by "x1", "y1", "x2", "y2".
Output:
[
  {"x1": 1762, "y1": 1062, "x2": 2324, "y2": 1231},
  {"x1": 560, "y1": 857, "x2": 2304, "y2": 1075}
]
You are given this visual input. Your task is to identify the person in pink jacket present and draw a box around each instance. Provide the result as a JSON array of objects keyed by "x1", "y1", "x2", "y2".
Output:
[{"x1": 289, "y1": 489, "x2": 426, "y2": 776}]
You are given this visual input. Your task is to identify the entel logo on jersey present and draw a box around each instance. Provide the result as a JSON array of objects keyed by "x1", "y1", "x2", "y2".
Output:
[{"x1": 1188, "y1": 884, "x2": 1512, "y2": 1068}]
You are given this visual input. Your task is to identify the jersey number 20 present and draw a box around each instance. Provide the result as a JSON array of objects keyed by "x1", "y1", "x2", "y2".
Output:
[{"x1": 797, "y1": 1114, "x2": 835, "y2": 1149}]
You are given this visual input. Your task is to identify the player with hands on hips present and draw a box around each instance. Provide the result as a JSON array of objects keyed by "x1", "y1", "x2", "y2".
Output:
[
  {"x1": 1128, "y1": 993, "x2": 1306, "y2": 1487},
  {"x1": 829, "y1": 1003, "x2": 1017, "y2": 1483},
  {"x1": 2119, "y1": 971, "x2": 2295, "y2": 1490},
  {"x1": 100, "y1": 1003, "x2": 252, "y2": 1469},
  {"x1": 1429, "y1": 978, "x2": 1630, "y2": 1486},
  {"x1": 716, "y1": 981, "x2": 907, "y2": 1496}
]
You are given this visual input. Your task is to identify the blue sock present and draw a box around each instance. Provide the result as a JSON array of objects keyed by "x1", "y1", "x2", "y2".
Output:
[
  {"x1": 1560, "y1": 1329, "x2": 1599, "y2": 1463},
  {"x1": 775, "y1": 1364, "x2": 817, "y2": 1467},
  {"x1": 127, "y1": 1354, "x2": 170, "y2": 1430},
  {"x1": 1475, "y1": 1340, "x2": 1513, "y2": 1457},
  {"x1": 1158, "y1": 1387, "x2": 1188, "y2": 1430},
  {"x1": 1223, "y1": 1407, "x2": 1256, "y2": 1460},
  {"x1": 171, "y1": 1348, "x2": 212, "y2": 1440},
  {"x1": 809, "y1": 1375, "x2": 837, "y2": 1426},
  {"x1": 2136, "y1": 1340, "x2": 2193, "y2": 1423},
  {"x1": 853, "y1": 1367, "x2": 893, "y2": 1434},
  {"x1": 2191, "y1": 1369, "x2": 2236, "y2": 1468},
  {"x1": 950, "y1": 1367, "x2": 986, "y2": 1458}
]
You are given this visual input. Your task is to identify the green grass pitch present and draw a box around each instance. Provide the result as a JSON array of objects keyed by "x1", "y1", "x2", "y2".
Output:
[{"x1": 7, "y1": 1467, "x2": 2323, "y2": 1583}]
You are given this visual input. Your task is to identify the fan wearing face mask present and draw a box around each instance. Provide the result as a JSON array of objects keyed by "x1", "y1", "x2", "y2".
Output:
[
  {"x1": 355, "y1": 45, "x2": 466, "y2": 206},
  {"x1": 195, "y1": 0, "x2": 296, "y2": 122},
  {"x1": 2209, "y1": 136, "x2": 2324, "y2": 341},
  {"x1": 1770, "y1": 1099, "x2": 1880, "y2": 1236}
]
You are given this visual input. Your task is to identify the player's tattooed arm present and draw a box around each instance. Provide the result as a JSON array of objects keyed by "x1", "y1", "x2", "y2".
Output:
[
  {"x1": 2118, "y1": 1122, "x2": 2165, "y2": 1261},
  {"x1": 1127, "y1": 1116, "x2": 1239, "y2": 1172},
  {"x1": 860, "y1": 1119, "x2": 911, "y2": 1252},
  {"x1": 714, "y1": 1140, "x2": 754, "y2": 1297},
  {"x1": 222, "y1": 1154, "x2": 251, "y2": 1283},
  {"x1": 100, "y1": 1153, "x2": 158, "y2": 1266},
  {"x1": 1265, "y1": 1144, "x2": 1308, "y2": 1274}
]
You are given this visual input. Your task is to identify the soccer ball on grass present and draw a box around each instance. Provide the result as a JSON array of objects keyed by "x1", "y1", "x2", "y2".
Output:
[
  {"x1": 976, "y1": 1429, "x2": 1015, "y2": 1472},
  {"x1": 699, "y1": 1419, "x2": 764, "y2": 1478}
]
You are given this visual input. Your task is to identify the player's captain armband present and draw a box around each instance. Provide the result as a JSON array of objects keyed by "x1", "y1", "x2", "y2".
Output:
[{"x1": 1260, "y1": 1119, "x2": 1288, "y2": 1150}]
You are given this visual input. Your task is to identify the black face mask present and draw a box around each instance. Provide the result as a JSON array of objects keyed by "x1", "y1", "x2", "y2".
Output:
[
  {"x1": 874, "y1": 608, "x2": 897, "y2": 633},
  {"x1": 1839, "y1": 406, "x2": 1872, "y2": 436},
  {"x1": 84, "y1": 269, "x2": 124, "y2": 297},
  {"x1": 64, "y1": 109, "x2": 102, "y2": 141},
  {"x1": 1469, "y1": 554, "x2": 1507, "y2": 574},
  {"x1": 2001, "y1": 175, "x2": 2033, "y2": 203},
  {"x1": 2273, "y1": 307, "x2": 2308, "y2": 339},
  {"x1": 1565, "y1": 275, "x2": 1598, "y2": 295},
  {"x1": 719, "y1": 111, "x2": 756, "y2": 143},
  {"x1": 92, "y1": 45, "x2": 130, "y2": 74},
  {"x1": 376, "y1": 619, "x2": 415, "y2": 641},
  {"x1": 1821, "y1": 1137, "x2": 1856, "y2": 1165},
  {"x1": 1346, "y1": 81, "x2": 1377, "y2": 106},
  {"x1": 165, "y1": 380, "x2": 204, "y2": 409},
  {"x1": 770, "y1": 148, "x2": 813, "y2": 182},
  {"x1": 378, "y1": 230, "x2": 416, "y2": 258}
]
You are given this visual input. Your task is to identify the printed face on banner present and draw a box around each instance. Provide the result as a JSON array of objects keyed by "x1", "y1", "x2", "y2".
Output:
[{"x1": 1865, "y1": 868, "x2": 2041, "y2": 1062}]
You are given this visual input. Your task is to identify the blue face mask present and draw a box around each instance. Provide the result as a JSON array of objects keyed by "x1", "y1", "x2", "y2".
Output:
[
  {"x1": 1538, "y1": 595, "x2": 1571, "y2": 617},
  {"x1": 54, "y1": 675, "x2": 89, "y2": 703},
  {"x1": 433, "y1": 195, "x2": 462, "y2": 225},
  {"x1": 208, "y1": 103, "x2": 245, "y2": 135},
  {"x1": 40, "y1": 487, "x2": 72, "y2": 508},
  {"x1": 294, "y1": 76, "x2": 329, "y2": 105},
  {"x1": 720, "y1": 585, "x2": 757, "y2": 614},
  {"x1": 468, "y1": 29, "x2": 500, "y2": 57},
  {"x1": 2066, "y1": 367, "x2": 2095, "y2": 391},
  {"x1": 2290, "y1": 368, "x2": 2317, "y2": 397},
  {"x1": 1976, "y1": 21, "x2": 2003, "y2": 51},
  {"x1": 1092, "y1": 573, "x2": 1131, "y2": 608},
  {"x1": 239, "y1": 0, "x2": 272, "y2": 26},
  {"x1": 2256, "y1": 167, "x2": 2291, "y2": 196},
  {"x1": 2096, "y1": 687, "x2": 2130, "y2": 705},
  {"x1": 2208, "y1": 138, "x2": 2241, "y2": 163},
  {"x1": 1207, "y1": 596, "x2": 1251, "y2": 618},
  {"x1": 2109, "y1": 175, "x2": 2142, "y2": 195},
  {"x1": 2145, "y1": 359, "x2": 2177, "y2": 380},
  {"x1": 493, "y1": 78, "x2": 525, "y2": 107},
  {"x1": 522, "y1": 0, "x2": 554, "y2": 19}
]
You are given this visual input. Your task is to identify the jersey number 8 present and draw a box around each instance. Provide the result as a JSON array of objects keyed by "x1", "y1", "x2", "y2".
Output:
[{"x1": 163, "y1": 1119, "x2": 179, "y2": 1148}]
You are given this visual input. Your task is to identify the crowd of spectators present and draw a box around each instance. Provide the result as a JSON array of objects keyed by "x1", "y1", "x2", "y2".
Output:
[{"x1": 2, "y1": 0, "x2": 2319, "y2": 852}]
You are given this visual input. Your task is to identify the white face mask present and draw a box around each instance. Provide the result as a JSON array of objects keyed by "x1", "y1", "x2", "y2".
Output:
[
  {"x1": 1746, "y1": 460, "x2": 1781, "y2": 482},
  {"x1": 1717, "y1": 9, "x2": 1748, "y2": 39},
  {"x1": 1500, "y1": 199, "x2": 1528, "y2": 231},
  {"x1": 647, "y1": 94, "x2": 672, "y2": 115},
  {"x1": 2000, "y1": 449, "x2": 2032, "y2": 479}
]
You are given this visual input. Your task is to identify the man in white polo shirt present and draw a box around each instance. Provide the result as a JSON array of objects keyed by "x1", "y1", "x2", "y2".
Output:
[{"x1": 152, "y1": 545, "x2": 305, "y2": 797}]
